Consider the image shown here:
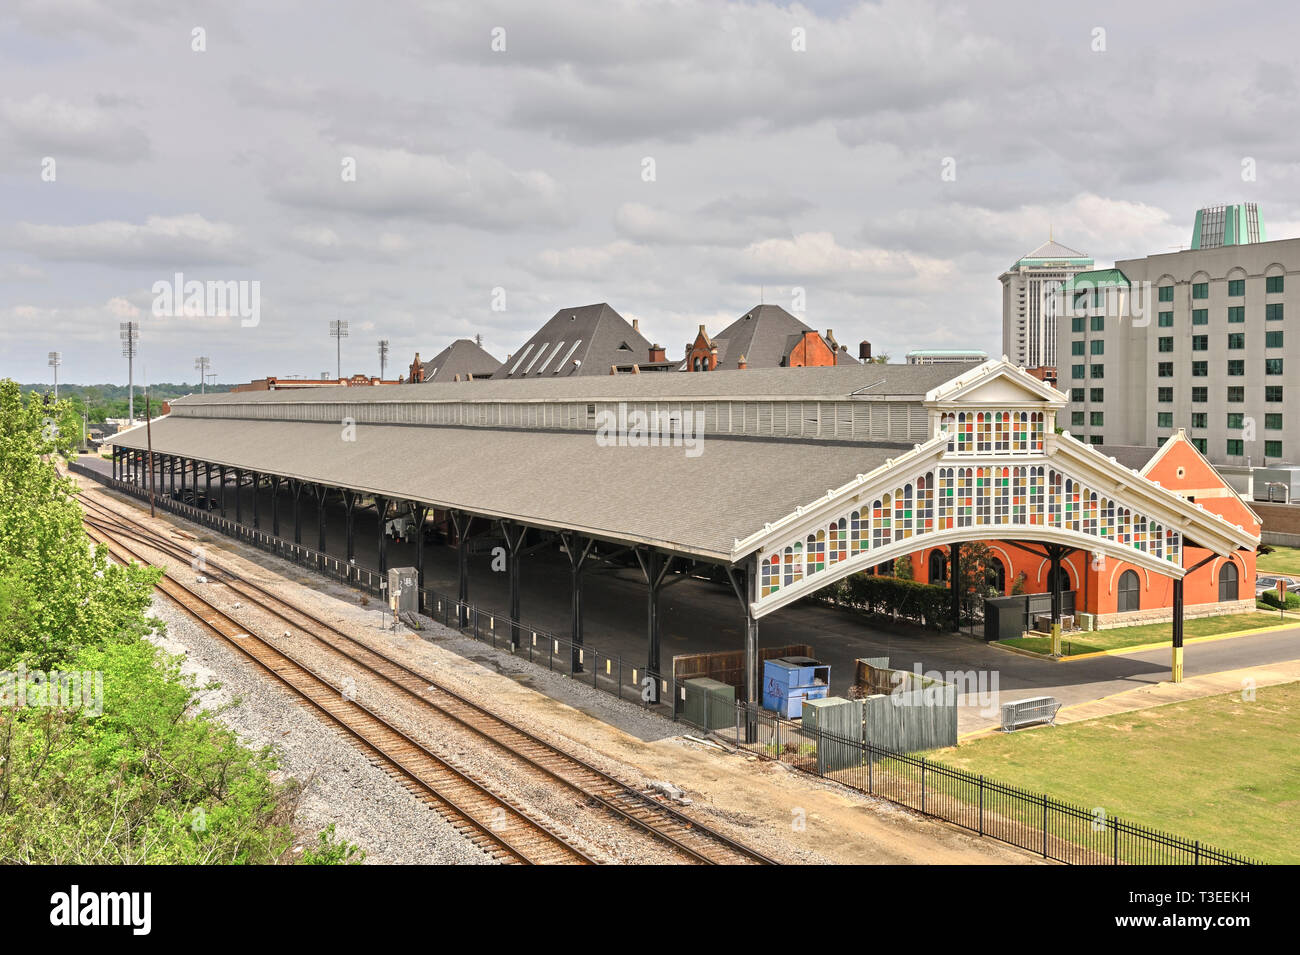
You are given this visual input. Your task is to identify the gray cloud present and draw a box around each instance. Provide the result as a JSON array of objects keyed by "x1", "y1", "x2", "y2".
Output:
[{"x1": 1, "y1": 0, "x2": 1297, "y2": 384}]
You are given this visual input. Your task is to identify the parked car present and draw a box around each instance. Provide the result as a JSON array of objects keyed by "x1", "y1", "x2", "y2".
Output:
[{"x1": 1257, "y1": 575, "x2": 1297, "y2": 598}]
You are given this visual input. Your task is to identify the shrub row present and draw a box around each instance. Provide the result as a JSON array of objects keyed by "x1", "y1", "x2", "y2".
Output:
[{"x1": 817, "y1": 573, "x2": 953, "y2": 629}]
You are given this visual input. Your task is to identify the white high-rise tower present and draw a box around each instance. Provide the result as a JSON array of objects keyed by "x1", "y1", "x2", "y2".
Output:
[{"x1": 1000, "y1": 238, "x2": 1094, "y2": 370}]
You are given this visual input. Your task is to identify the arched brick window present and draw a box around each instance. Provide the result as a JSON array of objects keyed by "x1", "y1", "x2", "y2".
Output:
[
  {"x1": 1218, "y1": 562, "x2": 1239, "y2": 602},
  {"x1": 1117, "y1": 569, "x2": 1140, "y2": 613}
]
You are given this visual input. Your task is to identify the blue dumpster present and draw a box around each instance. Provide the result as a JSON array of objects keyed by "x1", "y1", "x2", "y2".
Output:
[{"x1": 762, "y1": 656, "x2": 830, "y2": 719}]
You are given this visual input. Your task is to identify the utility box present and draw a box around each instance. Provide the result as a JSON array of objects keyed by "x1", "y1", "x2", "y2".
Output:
[
  {"x1": 802, "y1": 697, "x2": 864, "y2": 774},
  {"x1": 680, "y1": 678, "x2": 735, "y2": 731},
  {"x1": 387, "y1": 566, "x2": 419, "y2": 614},
  {"x1": 762, "y1": 656, "x2": 830, "y2": 719}
]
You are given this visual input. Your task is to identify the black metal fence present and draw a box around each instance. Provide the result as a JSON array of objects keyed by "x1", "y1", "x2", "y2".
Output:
[
  {"x1": 76, "y1": 462, "x2": 1257, "y2": 866},
  {"x1": 685, "y1": 699, "x2": 1256, "y2": 865}
]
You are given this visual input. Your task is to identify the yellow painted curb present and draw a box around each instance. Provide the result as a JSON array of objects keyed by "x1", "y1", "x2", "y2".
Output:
[{"x1": 993, "y1": 620, "x2": 1298, "y2": 663}]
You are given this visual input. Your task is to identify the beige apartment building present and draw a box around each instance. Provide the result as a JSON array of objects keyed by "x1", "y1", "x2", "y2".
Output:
[{"x1": 1057, "y1": 204, "x2": 1292, "y2": 467}]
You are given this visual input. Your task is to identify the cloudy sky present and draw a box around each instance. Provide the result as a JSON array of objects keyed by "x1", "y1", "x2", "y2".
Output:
[{"x1": 3, "y1": 0, "x2": 1299, "y2": 385}]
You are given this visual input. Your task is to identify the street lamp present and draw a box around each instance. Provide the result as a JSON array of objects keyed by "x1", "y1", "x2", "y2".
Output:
[
  {"x1": 330, "y1": 320, "x2": 349, "y2": 379},
  {"x1": 48, "y1": 351, "x2": 61, "y2": 399},
  {"x1": 119, "y1": 322, "x2": 139, "y2": 423}
]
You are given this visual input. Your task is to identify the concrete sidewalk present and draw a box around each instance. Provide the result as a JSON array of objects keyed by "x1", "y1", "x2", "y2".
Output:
[{"x1": 961, "y1": 658, "x2": 1300, "y2": 740}]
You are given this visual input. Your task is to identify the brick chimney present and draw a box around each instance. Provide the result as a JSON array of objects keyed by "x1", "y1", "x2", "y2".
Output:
[
  {"x1": 632, "y1": 318, "x2": 640, "y2": 332},
  {"x1": 737, "y1": 353, "x2": 748, "y2": 370},
  {"x1": 648, "y1": 343, "x2": 666, "y2": 363}
]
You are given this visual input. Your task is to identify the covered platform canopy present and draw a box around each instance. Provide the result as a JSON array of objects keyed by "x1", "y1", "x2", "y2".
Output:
[{"x1": 111, "y1": 358, "x2": 1259, "y2": 702}]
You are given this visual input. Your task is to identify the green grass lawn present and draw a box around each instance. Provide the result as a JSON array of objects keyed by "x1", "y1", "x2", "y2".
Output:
[
  {"x1": 1257, "y1": 545, "x2": 1300, "y2": 577},
  {"x1": 998, "y1": 611, "x2": 1290, "y2": 656},
  {"x1": 937, "y1": 682, "x2": 1300, "y2": 862}
]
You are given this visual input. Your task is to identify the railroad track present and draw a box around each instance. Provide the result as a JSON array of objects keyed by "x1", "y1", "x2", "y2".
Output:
[
  {"x1": 84, "y1": 517, "x2": 595, "y2": 866},
  {"x1": 79, "y1": 491, "x2": 776, "y2": 865}
]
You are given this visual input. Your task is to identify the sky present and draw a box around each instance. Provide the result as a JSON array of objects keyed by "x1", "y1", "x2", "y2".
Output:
[{"x1": 3, "y1": 0, "x2": 1300, "y2": 385}]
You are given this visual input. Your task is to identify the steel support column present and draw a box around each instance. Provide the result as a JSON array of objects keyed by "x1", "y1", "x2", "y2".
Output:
[
  {"x1": 251, "y1": 472, "x2": 260, "y2": 529},
  {"x1": 410, "y1": 504, "x2": 428, "y2": 609},
  {"x1": 291, "y1": 479, "x2": 305, "y2": 544},
  {"x1": 1046, "y1": 543, "x2": 1069, "y2": 657},
  {"x1": 450, "y1": 510, "x2": 472, "y2": 626},
  {"x1": 234, "y1": 469, "x2": 243, "y2": 524},
  {"x1": 1172, "y1": 577, "x2": 1185, "y2": 683},
  {"x1": 724, "y1": 556, "x2": 760, "y2": 742},
  {"x1": 343, "y1": 490, "x2": 357, "y2": 566},
  {"x1": 376, "y1": 496, "x2": 389, "y2": 576},
  {"x1": 500, "y1": 522, "x2": 527, "y2": 647},
  {"x1": 316, "y1": 486, "x2": 329, "y2": 555},
  {"x1": 218, "y1": 466, "x2": 227, "y2": 517},
  {"x1": 636, "y1": 549, "x2": 675, "y2": 704},
  {"x1": 270, "y1": 475, "x2": 281, "y2": 537},
  {"x1": 204, "y1": 461, "x2": 212, "y2": 507},
  {"x1": 562, "y1": 533, "x2": 594, "y2": 673}
]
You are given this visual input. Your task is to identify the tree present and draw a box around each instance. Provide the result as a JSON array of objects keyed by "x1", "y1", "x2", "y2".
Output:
[
  {"x1": 953, "y1": 541, "x2": 1003, "y2": 624},
  {"x1": 893, "y1": 554, "x2": 915, "y2": 580},
  {"x1": 0, "y1": 378, "x2": 355, "y2": 864},
  {"x1": 0, "y1": 380, "x2": 158, "y2": 668}
]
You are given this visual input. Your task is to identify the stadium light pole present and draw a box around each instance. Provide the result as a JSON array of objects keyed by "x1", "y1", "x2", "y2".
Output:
[
  {"x1": 47, "y1": 351, "x2": 61, "y2": 400},
  {"x1": 378, "y1": 339, "x2": 389, "y2": 380},
  {"x1": 195, "y1": 356, "x2": 211, "y2": 394},
  {"x1": 119, "y1": 321, "x2": 139, "y2": 423},
  {"x1": 330, "y1": 320, "x2": 349, "y2": 379}
]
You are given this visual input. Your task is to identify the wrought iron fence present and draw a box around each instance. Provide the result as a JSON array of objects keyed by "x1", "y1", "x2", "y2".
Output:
[
  {"x1": 693, "y1": 701, "x2": 1257, "y2": 865},
  {"x1": 77, "y1": 463, "x2": 1257, "y2": 866}
]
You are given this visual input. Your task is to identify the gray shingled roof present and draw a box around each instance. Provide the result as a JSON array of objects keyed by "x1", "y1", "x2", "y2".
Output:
[
  {"x1": 171, "y1": 362, "x2": 972, "y2": 408},
  {"x1": 498, "y1": 303, "x2": 651, "y2": 378},
  {"x1": 113, "y1": 418, "x2": 907, "y2": 559},
  {"x1": 1097, "y1": 444, "x2": 1159, "y2": 472},
  {"x1": 711, "y1": 304, "x2": 810, "y2": 369},
  {"x1": 423, "y1": 339, "x2": 502, "y2": 382}
]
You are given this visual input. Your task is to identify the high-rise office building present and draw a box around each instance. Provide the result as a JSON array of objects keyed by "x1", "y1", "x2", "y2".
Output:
[
  {"x1": 1057, "y1": 205, "x2": 1294, "y2": 467},
  {"x1": 1000, "y1": 239, "x2": 1094, "y2": 370}
]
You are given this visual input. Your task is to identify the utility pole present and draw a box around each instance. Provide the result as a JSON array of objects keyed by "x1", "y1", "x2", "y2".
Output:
[
  {"x1": 330, "y1": 320, "x2": 349, "y2": 379},
  {"x1": 194, "y1": 356, "x2": 211, "y2": 394},
  {"x1": 48, "y1": 351, "x2": 61, "y2": 399},
  {"x1": 120, "y1": 321, "x2": 139, "y2": 423},
  {"x1": 378, "y1": 339, "x2": 389, "y2": 380}
]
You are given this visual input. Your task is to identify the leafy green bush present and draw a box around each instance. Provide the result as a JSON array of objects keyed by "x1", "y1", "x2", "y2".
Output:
[
  {"x1": 819, "y1": 573, "x2": 951, "y2": 629},
  {"x1": 0, "y1": 379, "x2": 355, "y2": 865},
  {"x1": 1258, "y1": 590, "x2": 1300, "y2": 610}
]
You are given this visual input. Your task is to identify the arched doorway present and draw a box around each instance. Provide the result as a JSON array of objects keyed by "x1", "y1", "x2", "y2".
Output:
[
  {"x1": 1219, "y1": 561, "x2": 1240, "y2": 602},
  {"x1": 987, "y1": 556, "x2": 1006, "y2": 594},
  {"x1": 1046, "y1": 566, "x2": 1071, "y2": 595},
  {"x1": 1118, "y1": 569, "x2": 1141, "y2": 612},
  {"x1": 928, "y1": 549, "x2": 947, "y2": 583}
]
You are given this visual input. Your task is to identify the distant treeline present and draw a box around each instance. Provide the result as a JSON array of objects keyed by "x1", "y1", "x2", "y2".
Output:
[{"x1": 17, "y1": 382, "x2": 235, "y2": 423}]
